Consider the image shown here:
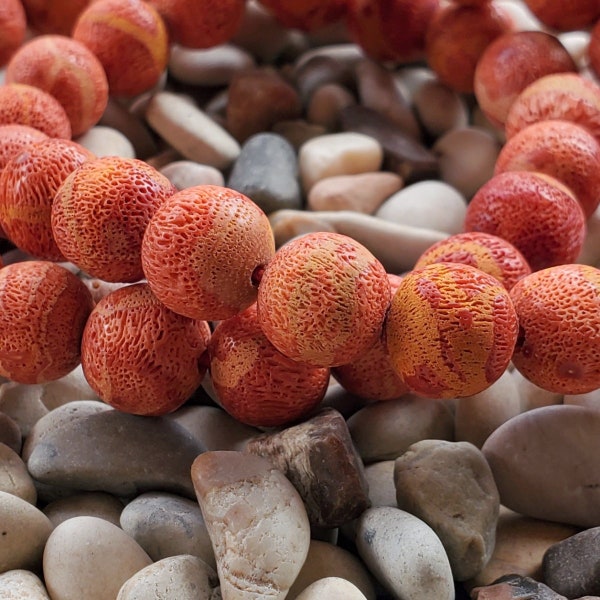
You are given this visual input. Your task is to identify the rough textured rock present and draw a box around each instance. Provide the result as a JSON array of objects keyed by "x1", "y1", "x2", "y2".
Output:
[
  {"x1": 356, "y1": 506, "x2": 454, "y2": 600},
  {"x1": 245, "y1": 408, "x2": 370, "y2": 527},
  {"x1": 192, "y1": 451, "x2": 310, "y2": 600},
  {"x1": 0, "y1": 570, "x2": 51, "y2": 599},
  {"x1": 0, "y1": 442, "x2": 36, "y2": 504},
  {"x1": 42, "y1": 492, "x2": 124, "y2": 528},
  {"x1": 543, "y1": 527, "x2": 600, "y2": 598},
  {"x1": 482, "y1": 405, "x2": 600, "y2": 527},
  {"x1": 394, "y1": 440, "x2": 500, "y2": 581}
]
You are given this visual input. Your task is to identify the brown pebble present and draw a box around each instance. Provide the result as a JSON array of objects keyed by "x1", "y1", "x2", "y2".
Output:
[
  {"x1": 307, "y1": 83, "x2": 356, "y2": 131},
  {"x1": 0, "y1": 411, "x2": 22, "y2": 453}
]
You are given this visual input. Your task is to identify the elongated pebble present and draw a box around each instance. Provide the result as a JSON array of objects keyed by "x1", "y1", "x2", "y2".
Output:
[
  {"x1": 295, "y1": 577, "x2": 368, "y2": 600},
  {"x1": 75, "y1": 126, "x2": 135, "y2": 158},
  {"x1": 159, "y1": 161, "x2": 224, "y2": 191},
  {"x1": 0, "y1": 570, "x2": 50, "y2": 599},
  {"x1": 0, "y1": 442, "x2": 36, "y2": 504},
  {"x1": 146, "y1": 91, "x2": 240, "y2": 169},
  {"x1": 356, "y1": 506, "x2": 454, "y2": 600},
  {"x1": 192, "y1": 451, "x2": 311, "y2": 600},
  {"x1": 298, "y1": 132, "x2": 383, "y2": 191},
  {"x1": 42, "y1": 492, "x2": 124, "y2": 528},
  {"x1": 43, "y1": 516, "x2": 152, "y2": 600},
  {"x1": 169, "y1": 44, "x2": 255, "y2": 87}
]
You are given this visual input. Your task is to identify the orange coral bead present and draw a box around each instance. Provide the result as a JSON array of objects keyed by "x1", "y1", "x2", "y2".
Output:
[
  {"x1": 257, "y1": 231, "x2": 391, "y2": 368},
  {"x1": 21, "y1": 0, "x2": 91, "y2": 35},
  {"x1": 256, "y1": 0, "x2": 346, "y2": 31},
  {"x1": 51, "y1": 156, "x2": 176, "y2": 283},
  {"x1": 510, "y1": 264, "x2": 600, "y2": 394},
  {"x1": 385, "y1": 262, "x2": 519, "y2": 399},
  {"x1": 523, "y1": 0, "x2": 600, "y2": 31},
  {"x1": 142, "y1": 185, "x2": 275, "y2": 322},
  {"x1": 0, "y1": 0, "x2": 26, "y2": 67},
  {"x1": 0, "y1": 124, "x2": 48, "y2": 171},
  {"x1": 415, "y1": 232, "x2": 532, "y2": 291},
  {"x1": 0, "y1": 261, "x2": 95, "y2": 384},
  {"x1": 81, "y1": 282, "x2": 211, "y2": 416},
  {"x1": 209, "y1": 303, "x2": 330, "y2": 427},
  {"x1": 0, "y1": 138, "x2": 95, "y2": 261}
]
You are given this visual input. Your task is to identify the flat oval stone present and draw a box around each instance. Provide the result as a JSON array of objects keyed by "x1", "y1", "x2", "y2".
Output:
[
  {"x1": 482, "y1": 405, "x2": 600, "y2": 527},
  {"x1": 347, "y1": 395, "x2": 455, "y2": 463},
  {"x1": 227, "y1": 132, "x2": 302, "y2": 214},
  {"x1": 298, "y1": 132, "x2": 383, "y2": 191},
  {"x1": 192, "y1": 450, "x2": 310, "y2": 600},
  {"x1": 42, "y1": 492, "x2": 124, "y2": 528},
  {"x1": 356, "y1": 506, "x2": 454, "y2": 599},
  {"x1": 159, "y1": 160, "x2": 224, "y2": 191},
  {"x1": 375, "y1": 180, "x2": 467, "y2": 234},
  {"x1": 117, "y1": 555, "x2": 218, "y2": 600},
  {"x1": 120, "y1": 491, "x2": 215, "y2": 569},
  {"x1": 0, "y1": 491, "x2": 53, "y2": 573},
  {"x1": 295, "y1": 577, "x2": 368, "y2": 600},
  {"x1": 394, "y1": 440, "x2": 500, "y2": 581},
  {"x1": 0, "y1": 570, "x2": 51, "y2": 599},
  {"x1": 146, "y1": 91, "x2": 240, "y2": 169},
  {"x1": 0, "y1": 442, "x2": 37, "y2": 504},
  {"x1": 286, "y1": 539, "x2": 376, "y2": 600},
  {"x1": 169, "y1": 44, "x2": 255, "y2": 87},
  {"x1": 25, "y1": 402, "x2": 205, "y2": 499},
  {"x1": 307, "y1": 172, "x2": 403, "y2": 214},
  {"x1": 75, "y1": 126, "x2": 136, "y2": 158},
  {"x1": 43, "y1": 516, "x2": 152, "y2": 600},
  {"x1": 0, "y1": 411, "x2": 21, "y2": 453}
]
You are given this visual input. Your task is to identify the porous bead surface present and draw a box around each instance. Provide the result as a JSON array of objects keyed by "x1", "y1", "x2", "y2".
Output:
[
  {"x1": 510, "y1": 264, "x2": 600, "y2": 395},
  {"x1": 141, "y1": 184, "x2": 275, "y2": 321},
  {"x1": 0, "y1": 124, "x2": 48, "y2": 171},
  {"x1": 81, "y1": 283, "x2": 211, "y2": 416},
  {"x1": 257, "y1": 231, "x2": 391, "y2": 368},
  {"x1": 0, "y1": 0, "x2": 26, "y2": 67},
  {"x1": 51, "y1": 155, "x2": 176, "y2": 283},
  {"x1": 0, "y1": 261, "x2": 94, "y2": 384},
  {"x1": 385, "y1": 262, "x2": 519, "y2": 399}
]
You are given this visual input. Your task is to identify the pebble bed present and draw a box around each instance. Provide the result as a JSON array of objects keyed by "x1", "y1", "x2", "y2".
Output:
[{"x1": 1, "y1": 1, "x2": 600, "y2": 599}]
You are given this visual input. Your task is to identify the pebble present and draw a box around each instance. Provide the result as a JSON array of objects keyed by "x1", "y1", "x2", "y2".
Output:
[
  {"x1": 293, "y1": 55, "x2": 354, "y2": 105},
  {"x1": 146, "y1": 91, "x2": 241, "y2": 169},
  {"x1": 578, "y1": 204, "x2": 600, "y2": 267},
  {"x1": 347, "y1": 394, "x2": 455, "y2": 463},
  {"x1": 564, "y1": 389, "x2": 600, "y2": 410},
  {"x1": 511, "y1": 368, "x2": 563, "y2": 412},
  {"x1": 454, "y1": 369, "x2": 523, "y2": 449},
  {"x1": 0, "y1": 570, "x2": 51, "y2": 599},
  {"x1": 192, "y1": 451, "x2": 311, "y2": 600},
  {"x1": 306, "y1": 83, "x2": 356, "y2": 130},
  {"x1": 0, "y1": 381, "x2": 49, "y2": 438},
  {"x1": 543, "y1": 527, "x2": 600, "y2": 598},
  {"x1": 0, "y1": 442, "x2": 36, "y2": 504},
  {"x1": 356, "y1": 506, "x2": 455, "y2": 600},
  {"x1": 295, "y1": 577, "x2": 368, "y2": 600},
  {"x1": 0, "y1": 491, "x2": 53, "y2": 573},
  {"x1": 43, "y1": 516, "x2": 152, "y2": 600},
  {"x1": 38, "y1": 365, "x2": 99, "y2": 411},
  {"x1": 227, "y1": 132, "x2": 302, "y2": 213},
  {"x1": 42, "y1": 492, "x2": 124, "y2": 528},
  {"x1": 75, "y1": 125, "x2": 136, "y2": 158},
  {"x1": 307, "y1": 171, "x2": 403, "y2": 213},
  {"x1": 433, "y1": 126, "x2": 501, "y2": 199},
  {"x1": 375, "y1": 179, "x2": 467, "y2": 234},
  {"x1": 471, "y1": 574, "x2": 567, "y2": 600},
  {"x1": 482, "y1": 405, "x2": 600, "y2": 527},
  {"x1": 286, "y1": 539, "x2": 376, "y2": 600},
  {"x1": 24, "y1": 401, "x2": 204, "y2": 499},
  {"x1": 0, "y1": 411, "x2": 22, "y2": 453},
  {"x1": 271, "y1": 119, "x2": 328, "y2": 150},
  {"x1": 168, "y1": 44, "x2": 255, "y2": 87},
  {"x1": 364, "y1": 460, "x2": 397, "y2": 508},
  {"x1": 159, "y1": 160, "x2": 225, "y2": 191},
  {"x1": 119, "y1": 491, "x2": 215, "y2": 569},
  {"x1": 298, "y1": 131, "x2": 383, "y2": 192},
  {"x1": 394, "y1": 439, "x2": 500, "y2": 581}
]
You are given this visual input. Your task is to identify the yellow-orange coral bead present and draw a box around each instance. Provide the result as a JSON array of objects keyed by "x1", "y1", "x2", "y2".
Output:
[
  {"x1": 0, "y1": 0, "x2": 26, "y2": 67},
  {"x1": 142, "y1": 185, "x2": 275, "y2": 321},
  {"x1": 257, "y1": 231, "x2": 391, "y2": 368},
  {"x1": 0, "y1": 261, "x2": 95, "y2": 384},
  {"x1": 81, "y1": 282, "x2": 211, "y2": 416},
  {"x1": 385, "y1": 262, "x2": 519, "y2": 399},
  {"x1": 510, "y1": 264, "x2": 600, "y2": 395}
]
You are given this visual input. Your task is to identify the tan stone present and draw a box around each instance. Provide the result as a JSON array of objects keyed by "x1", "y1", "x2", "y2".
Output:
[
  {"x1": 43, "y1": 492, "x2": 124, "y2": 528},
  {"x1": 0, "y1": 443, "x2": 36, "y2": 504},
  {"x1": 295, "y1": 577, "x2": 368, "y2": 600},
  {"x1": 0, "y1": 570, "x2": 50, "y2": 599}
]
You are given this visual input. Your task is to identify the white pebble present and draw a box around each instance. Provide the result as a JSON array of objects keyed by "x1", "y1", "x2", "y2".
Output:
[{"x1": 75, "y1": 126, "x2": 136, "y2": 158}]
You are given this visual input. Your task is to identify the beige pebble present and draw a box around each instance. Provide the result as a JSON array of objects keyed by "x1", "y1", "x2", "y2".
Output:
[
  {"x1": 433, "y1": 126, "x2": 501, "y2": 199},
  {"x1": 578, "y1": 203, "x2": 600, "y2": 266},
  {"x1": 295, "y1": 577, "x2": 368, "y2": 600},
  {"x1": 0, "y1": 442, "x2": 36, "y2": 504},
  {"x1": 43, "y1": 516, "x2": 152, "y2": 600},
  {"x1": 39, "y1": 365, "x2": 99, "y2": 411},
  {"x1": 287, "y1": 539, "x2": 376, "y2": 600},
  {"x1": 558, "y1": 30, "x2": 591, "y2": 71},
  {"x1": 495, "y1": 0, "x2": 544, "y2": 31},
  {"x1": 0, "y1": 570, "x2": 51, "y2": 599},
  {"x1": 43, "y1": 492, "x2": 124, "y2": 528},
  {"x1": 0, "y1": 411, "x2": 21, "y2": 454},
  {"x1": 364, "y1": 460, "x2": 397, "y2": 508},
  {"x1": 394, "y1": 66, "x2": 437, "y2": 100},
  {"x1": 307, "y1": 83, "x2": 356, "y2": 131},
  {"x1": 564, "y1": 388, "x2": 600, "y2": 409},
  {"x1": 75, "y1": 126, "x2": 136, "y2": 158},
  {"x1": 308, "y1": 171, "x2": 403, "y2": 213},
  {"x1": 294, "y1": 43, "x2": 365, "y2": 74},
  {"x1": 117, "y1": 555, "x2": 218, "y2": 600},
  {"x1": 269, "y1": 209, "x2": 337, "y2": 248},
  {"x1": 81, "y1": 278, "x2": 128, "y2": 304},
  {"x1": 0, "y1": 491, "x2": 53, "y2": 573},
  {"x1": 298, "y1": 132, "x2": 383, "y2": 191},
  {"x1": 454, "y1": 369, "x2": 523, "y2": 449},
  {"x1": 511, "y1": 368, "x2": 563, "y2": 412},
  {"x1": 169, "y1": 44, "x2": 255, "y2": 87},
  {"x1": 271, "y1": 119, "x2": 328, "y2": 151},
  {"x1": 146, "y1": 91, "x2": 240, "y2": 169},
  {"x1": 159, "y1": 160, "x2": 224, "y2": 191},
  {"x1": 375, "y1": 179, "x2": 467, "y2": 234},
  {"x1": 0, "y1": 382, "x2": 49, "y2": 438}
]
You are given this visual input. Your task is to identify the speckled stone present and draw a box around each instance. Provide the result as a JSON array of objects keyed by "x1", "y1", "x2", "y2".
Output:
[
  {"x1": 227, "y1": 132, "x2": 302, "y2": 214},
  {"x1": 0, "y1": 570, "x2": 51, "y2": 599}
]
